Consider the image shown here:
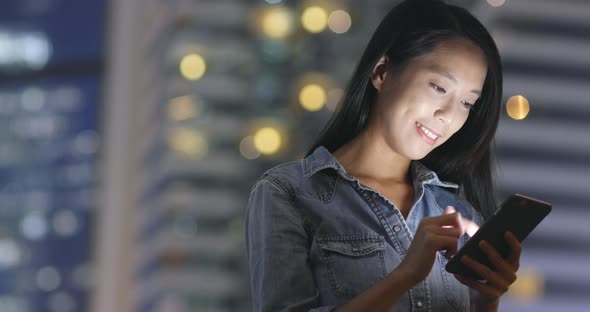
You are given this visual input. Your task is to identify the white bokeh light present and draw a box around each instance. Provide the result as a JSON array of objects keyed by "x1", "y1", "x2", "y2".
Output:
[
  {"x1": 21, "y1": 31, "x2": 52, "y2": 70},
  {"x1": 0, "y1": 239, "x2": 21, "y2": 268},
  {"x1": 21, "y1": 212, "x2": 48, "y2": 240},
  {"x1": 36, "y1": 266, "x2": 61, "y2": 292},
  {"x1": 0, "y1": 30, "x2": 52, "y2": 70}
]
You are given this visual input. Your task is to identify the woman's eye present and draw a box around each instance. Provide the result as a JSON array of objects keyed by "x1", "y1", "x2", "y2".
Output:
[
  {"x1": 462, "y1": 101, "x2": 475, "y2": 110},
  {"x1": 430, "y1": 83, "x2": 446, "y2": 94}
]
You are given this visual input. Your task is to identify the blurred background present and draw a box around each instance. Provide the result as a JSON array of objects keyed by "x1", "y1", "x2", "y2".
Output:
[{"x1": 0, "y1": 0, "x2": 588, "y2": 311}]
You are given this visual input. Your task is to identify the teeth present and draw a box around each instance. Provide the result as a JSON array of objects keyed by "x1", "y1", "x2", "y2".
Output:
[{"x1": 416, "y1": 122, "x2": 438, "y2": 140}]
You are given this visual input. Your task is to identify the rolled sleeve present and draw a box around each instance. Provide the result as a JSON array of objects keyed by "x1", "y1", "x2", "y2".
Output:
[{"x1": 245, "y1": 178, "x2": 335, "y2": 312}]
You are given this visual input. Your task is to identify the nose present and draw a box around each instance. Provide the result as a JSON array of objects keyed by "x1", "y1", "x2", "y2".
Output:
[{"x1": 433, "y1": 98, "x2": 455, "y2": 125}]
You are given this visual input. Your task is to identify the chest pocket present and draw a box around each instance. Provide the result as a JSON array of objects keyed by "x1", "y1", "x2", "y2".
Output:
[
  {"x1": 438, "y1": 234, "x2": 471, "y2": 311},
  {"x1": 316, "y1": 235, "x2": 387, "y2": 299}
]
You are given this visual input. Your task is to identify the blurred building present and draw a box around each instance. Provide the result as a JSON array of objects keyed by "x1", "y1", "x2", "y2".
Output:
[
  {"x1": 0, "y1": 1, "x2": 104, "y2": 311},
  {"x1": 0, "y1": 0, "x2": 588, "y2": 312}
]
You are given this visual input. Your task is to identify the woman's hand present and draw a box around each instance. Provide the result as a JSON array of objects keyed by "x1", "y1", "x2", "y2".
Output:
[
  {"x1": 454, "y1": 231, "x2": 522, "y2": 310},
  {"x1": 398, "y1": 207, "x2": 471, "y2": 285}
]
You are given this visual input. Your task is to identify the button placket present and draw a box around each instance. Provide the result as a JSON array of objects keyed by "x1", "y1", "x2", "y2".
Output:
[{"x1": 357, "y1": 188, "x2": 405, "y2": 257}]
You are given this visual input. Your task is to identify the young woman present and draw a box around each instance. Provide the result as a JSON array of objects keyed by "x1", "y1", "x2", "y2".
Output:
[{"x1": 246, "y1": 0, "x2": 521, "y2": 311}]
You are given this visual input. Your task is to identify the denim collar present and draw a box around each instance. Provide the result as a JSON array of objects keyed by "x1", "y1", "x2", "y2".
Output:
[{"x1": 303, "y1": 146, "x2": 458, "y2": 189}]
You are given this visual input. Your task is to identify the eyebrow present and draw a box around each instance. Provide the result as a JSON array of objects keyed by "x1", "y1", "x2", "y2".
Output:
[{"x1": 428, "y1": 66, "x2": 481, "y2": 96}]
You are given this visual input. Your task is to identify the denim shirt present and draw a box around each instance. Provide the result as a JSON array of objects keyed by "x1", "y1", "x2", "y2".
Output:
[{"x1": 246, "y1": 146, "x2": 483, "y2": 312}]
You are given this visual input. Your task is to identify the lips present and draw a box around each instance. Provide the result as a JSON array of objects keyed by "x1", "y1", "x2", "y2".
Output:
[{"x1": 416, "y1": 122, "x2": 441, "y2": 144}]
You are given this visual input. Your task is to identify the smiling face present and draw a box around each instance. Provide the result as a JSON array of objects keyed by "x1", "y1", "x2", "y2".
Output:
[{"x1": 369, "y1": 38, "x2": 488, "y2": 160}]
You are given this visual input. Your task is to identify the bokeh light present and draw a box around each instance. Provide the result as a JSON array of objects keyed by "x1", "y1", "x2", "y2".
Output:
[
  {"x1": 168, "y1": 95, "x2": 202, "y2": 121},
  {"x1": 328, "y1": 10, "x2": 352, "y2": 34},
  {"x1": 0, "y1": 30, "x2": 52, "y2": 70},
  {"x1": 262, "y1": 7, "x2": 293, "y2": 39},
  {"x1": 240, "y1": 136, "x2": 261, "y2": 160},
  {"x1": 0, "y1": 239, "x2": 21, "y2": 268},
  {"x1": 508, "y1": 270, "x2": 544, "y2": 301},
  {"x1": 52, "y1": 210, "x2": 79, "y2": 237},
  {"x1": 168, "y1": 128, "x2": 208, "y2": 158},
  {"x1": 487, "y1": 0, "x2": 506, "y2": 7},
  {"x1": 21, "y1": 212, "x2": 48, "y2": 240},
  {"x1": 299, "y1": 84, "x2": 327, "y2": 112},
  {"x1": 36, "y1": 266, "x2": 61, "y2": 292},
  {"x1": 254, "y1": 127, "x2": 282, "y2": 155},
  {"x1": 301, "y1": 6, "x2": 328, "y2": 33},
  {"x1": 179, "y1": 53, "x2": 206, "y2": 81},
  {"x1": 72, "y1": 130, "x2": 100, "y2": 156},
  {"x1": 506, "y1": 95, "x2": 530, "y2": 120}
]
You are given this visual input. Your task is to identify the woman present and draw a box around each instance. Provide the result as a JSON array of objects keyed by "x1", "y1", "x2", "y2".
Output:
[{"x1": 246, "y1": 0, "x2": 521, "y2": 311}]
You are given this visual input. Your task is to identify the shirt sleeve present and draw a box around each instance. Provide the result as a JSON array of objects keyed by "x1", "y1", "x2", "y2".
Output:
[{"x1": 245, "y1": 178, "x2": 335, "y2": 312}]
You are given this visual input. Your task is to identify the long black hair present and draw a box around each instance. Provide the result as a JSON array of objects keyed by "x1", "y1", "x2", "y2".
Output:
[{"x1": 307, "y1": 0, "x2": 502, "y2": 220}]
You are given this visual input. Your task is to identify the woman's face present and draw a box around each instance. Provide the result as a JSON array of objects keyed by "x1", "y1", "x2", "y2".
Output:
[{"x1": 370, "y1": 38, "x2": 487, "y2": 160}]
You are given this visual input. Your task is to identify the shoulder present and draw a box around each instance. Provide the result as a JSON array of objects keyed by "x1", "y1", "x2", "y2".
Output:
[
  {"x1": 261, "y1": 160, "x2": 305, "y2": 183},
  {"x1": 250, "y1": 160, "x2": 306, "y2": 199},
  {"x1": 251, "y1": 158, "x2": 342, "y2": 204},
  {"x1": 246, "y1": 161, "x2": 315, "y2": 233}
]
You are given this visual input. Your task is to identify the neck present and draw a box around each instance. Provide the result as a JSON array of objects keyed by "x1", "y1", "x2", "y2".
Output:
[{"x1": 333, "y1": 127, "x2": 412, "y2": 184}]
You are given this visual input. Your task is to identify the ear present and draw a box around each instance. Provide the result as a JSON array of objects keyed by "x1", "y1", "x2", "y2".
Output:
[{"x1": 371, "y1": 55, "x2": 389, "y2": 91}]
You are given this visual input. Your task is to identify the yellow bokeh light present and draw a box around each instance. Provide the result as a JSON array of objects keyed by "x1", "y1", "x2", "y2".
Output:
[
  {"x1": 328, "y1": 10, "x2": 352, "y2": 34},
  {"x1": 301, "y1": 6, "x2": 328, "y2": 33},
  {"x1": 168, "y1": 95, "x2": 202, "y2": 121},
  {"x1": 508, "y1": 270, "x2": 544, "y2": 302},
  {"x1": 299, "y1": 84, "x2": 327, "y2": 112},
  {"x1": 168, "y1": 128, "x2": 208, "y2": 158},
  {"x1": 254, "y1": 127, "x2": 282, "y2": 155},
  {"x1": 180, "y1": 54, "x2": 206, "y2": 81},
  {"x1": 262, "y1": 7, "x2": 293, "y2": 39},
  {"x1": 506, "y1": 95, "x2": 530, "y2": 120}
]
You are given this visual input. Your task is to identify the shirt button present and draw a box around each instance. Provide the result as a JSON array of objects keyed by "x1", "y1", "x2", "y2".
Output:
[
  {"x1": 393, "y1": 225, "x2": 401, "y2": 233},
  {"x1": 416, "y1": 301, "x2": 423, "y2": 308}
]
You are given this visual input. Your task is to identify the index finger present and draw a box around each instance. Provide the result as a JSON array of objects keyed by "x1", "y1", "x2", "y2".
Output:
[
  {"x1": 443, "y1": 206, "x2": 479, "y2": 237},
  {"x1": 432, "y1": 210, "x2": 463, "y2": 229}
]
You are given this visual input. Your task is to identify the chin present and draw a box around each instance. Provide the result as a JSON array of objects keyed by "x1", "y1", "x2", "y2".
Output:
[{"x1": 403, "y1": 149, "x2": 431, "y2": 161}]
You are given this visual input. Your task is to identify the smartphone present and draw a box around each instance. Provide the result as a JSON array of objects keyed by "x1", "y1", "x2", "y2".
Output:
[{"x1": 445, "y1": 194, "x2": 552, "y2": 280}]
